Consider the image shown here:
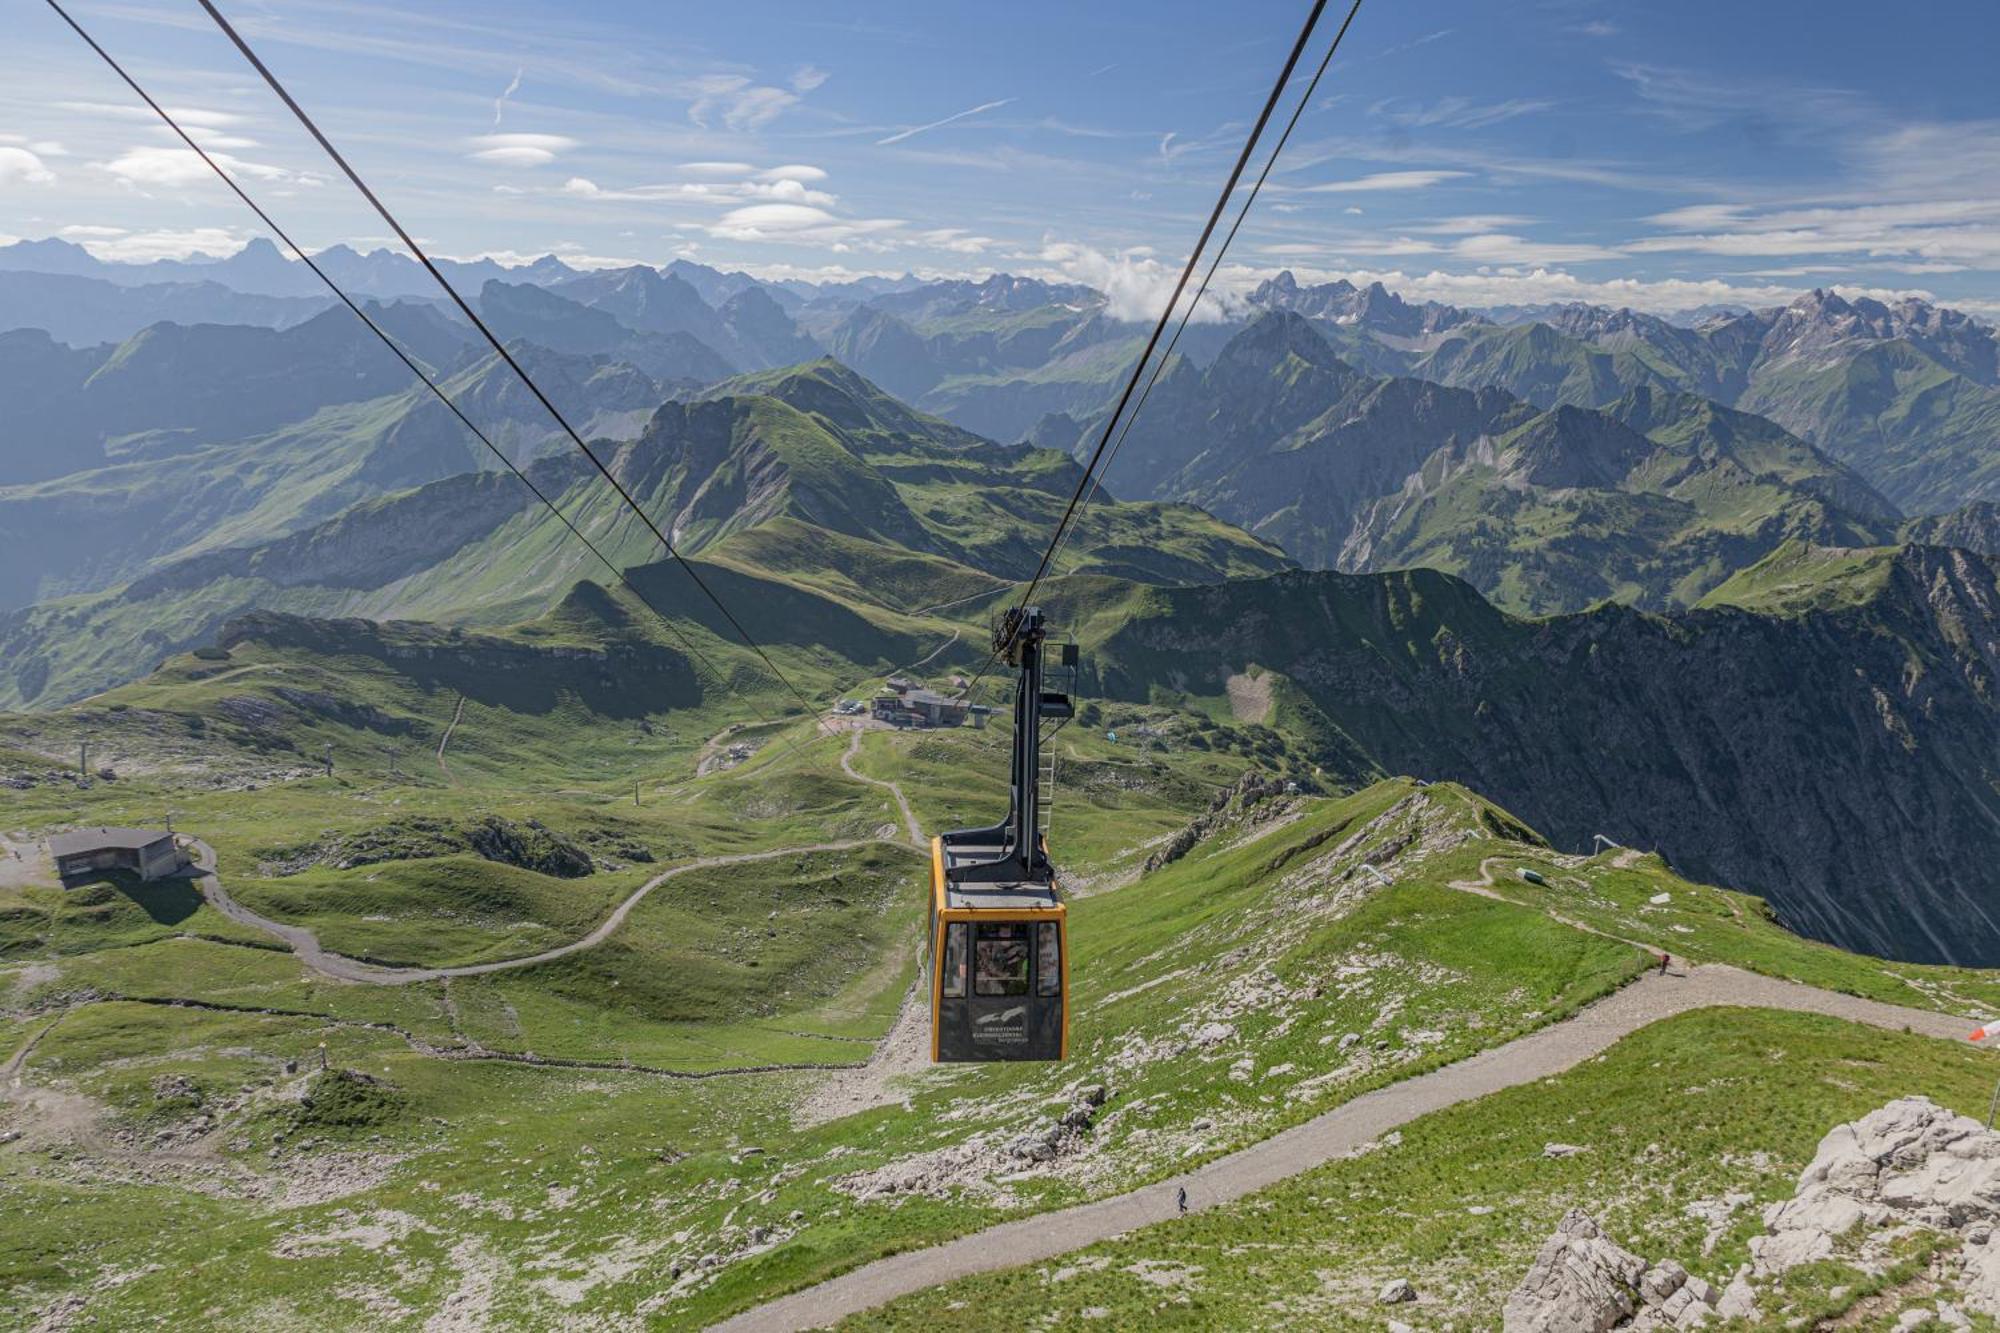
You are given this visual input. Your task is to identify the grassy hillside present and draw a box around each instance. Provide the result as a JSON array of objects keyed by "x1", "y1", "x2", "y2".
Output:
[
  {"x1": 851, "y1": 1008, "x2": 1998, "y2": 1331},
  {"x1": 10, "y1": 736, "x2": 1998, "y2": 1329},
  {"x1": 0, "y1": 360, "x2": 1285, "y2": 711}
]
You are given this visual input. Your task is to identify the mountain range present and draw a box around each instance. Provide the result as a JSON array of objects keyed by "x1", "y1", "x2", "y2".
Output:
[{"x1": 4, "y1": 237, "x2": 1999, "y2": 965}]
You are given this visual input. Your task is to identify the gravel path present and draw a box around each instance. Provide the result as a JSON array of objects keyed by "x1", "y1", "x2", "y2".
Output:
[
  {"x1": 435, "y1": 693, "x2": 466, "y2": 780},
  {"x1": 840, "y1": 733, "x2": 922, "y2": 849},
  {"x1": 185, "y1": 750, "x2": 931, "y2": 986},
  {"x1": 189, "y1": 838, "x2": 889, "y2": 986},
  {"x1": 710, "y1": 963, "x2": 1983, "y2": 1332}
]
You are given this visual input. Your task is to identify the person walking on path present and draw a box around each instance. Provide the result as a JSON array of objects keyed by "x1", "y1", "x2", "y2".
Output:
[
  {"x1": 1175, "y1": 1185, "x2": 1188, "y2": 1216},
  {"x1": 1658, "y1": 951, "x2": 1671, "y2": 976}
]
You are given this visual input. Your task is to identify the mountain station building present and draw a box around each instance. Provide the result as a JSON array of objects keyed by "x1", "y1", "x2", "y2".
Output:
[{"x1": 48, "y1": 828, "x2": 186, "y2": 883}]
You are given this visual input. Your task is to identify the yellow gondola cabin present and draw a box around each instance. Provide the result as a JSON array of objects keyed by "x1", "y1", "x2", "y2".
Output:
[{"x1": 928, "y1": 606, "x2": 1074, "y2": 1062}]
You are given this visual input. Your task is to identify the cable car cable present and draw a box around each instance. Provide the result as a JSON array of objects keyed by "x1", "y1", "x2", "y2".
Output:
[
  {"x1": 1047, "y1": 0, "x2": 1363, "y2": 580},
  {"x1": 953, "y1": 0, "x2": 1338, "y2": 705},
  {"x1": 193, "y1": 0, "x2": 828, "y2": 733},
  {"x1": 42, "y1": 0, "x2": 817, "y2": 767}
]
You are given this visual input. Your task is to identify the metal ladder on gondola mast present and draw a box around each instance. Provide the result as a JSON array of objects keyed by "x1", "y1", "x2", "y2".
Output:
[{"x1": 1034, "y1": 632, "x2": 1077, "y2": 845}]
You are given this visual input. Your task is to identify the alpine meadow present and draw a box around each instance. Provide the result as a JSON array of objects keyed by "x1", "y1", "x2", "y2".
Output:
[{"x1": 4, "y1": 2, "x2": 2000, "y2": 1330}]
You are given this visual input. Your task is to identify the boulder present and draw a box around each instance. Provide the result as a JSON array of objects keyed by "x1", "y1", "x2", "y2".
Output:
[
  {"x1": 1502, "y1": 1209, "x2": 1646, "y2": 1333},
  {"x1": 1714, "y1": 1267, "x2": 1758, "y2": 1321},
  {"x1": 1379, "y1": 1277, "x2": 1415, "y2": 1304},
  {"x1": 1638, "y1": 1259, "x2": 1686, "y2": 1306}
]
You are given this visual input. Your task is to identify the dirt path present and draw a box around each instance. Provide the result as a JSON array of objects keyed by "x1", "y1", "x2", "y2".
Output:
[
  {"x1": 435, "y1": 693, "x2": 466, "y2": 780},
  {"x1": 188, "y1": 838, "x2": 893, "y2": 986},
  {"x1": 1448, "y1": 856, "x2": 1642, "y2": 952},
  {"x1": 840, "y1": 734, "x2": 922, "y2": 848},
  {"x1": 711, "y1": 963, "x2": 1985, "y2": 1332}
]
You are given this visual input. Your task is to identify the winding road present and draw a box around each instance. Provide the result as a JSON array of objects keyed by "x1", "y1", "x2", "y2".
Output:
[
  {"x1": 712, "y1": 961, "x2": 1986, "y2": 1332},
  {"x1": 187, "y1": 838, "x2": 896, "y2": 986}
]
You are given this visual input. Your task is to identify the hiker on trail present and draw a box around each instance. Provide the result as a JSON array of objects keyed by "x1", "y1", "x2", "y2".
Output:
[
  {"x1": 1658, "y1": 951, "x2": 1670, "y2": 975},
  {"x1": 1176, "y1": 1186, "x2": 1188, "y2": 1215}
]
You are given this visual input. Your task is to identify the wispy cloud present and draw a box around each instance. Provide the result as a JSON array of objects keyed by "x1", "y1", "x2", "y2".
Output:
[
  {"x1": 1414, "y1": 214, "x2": 1537, "y2": 234},
  {"x1": 492, "y1": 67, "x2": 523, "y2": 127},
  {"x1": 1368, "y1": 97, "x2": 1555, "y2": 131},
  {"x1": 1376, "y1": 28, "x2": 1455, "y2": 59},
  {"x1": 1630, "y1": 197, "x2": 2000, "y2": 266},
  {"x1": 1301, "y1": 169, "x2": 1471, "y2": 193},
  {"x1": 687, "y1": 75, "x2": 804, "y2": 132},
  {"x1": 876, "y1": 97, "x2": 1015, "y2": 146}
]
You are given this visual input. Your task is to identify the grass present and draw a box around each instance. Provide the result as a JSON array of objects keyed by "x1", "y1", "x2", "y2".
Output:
[
  {"x1": 225, "y1": 856, "x2": 645, "y2": 970},
  {"x1": 0, "y1": 870, "x2": 281, "y2": 958},
  {"x1": 843, "y1": 1008, "x2": 2000, "y2": 1330},
  {"x1": 1415, "y1": 819, "x2": 2000, "y2": 1018},
  {"x1": 4, "y1": 581, "x2": 1999, "y2": 1330}
]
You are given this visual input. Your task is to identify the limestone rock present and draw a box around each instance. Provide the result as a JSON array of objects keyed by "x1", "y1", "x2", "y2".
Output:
[
  {"x1": 1752, "y1": 1096, "x2": 2000, "y2": 1310},
  {"x1": 1714, "y1": 1267, "x2": 1758, "y2": 1320},
  {"x1": 1380, "y1": 1277, "x2": 1415, "y2": 1304},
  {"x1": 1502, "y1": 1209, "x2": 1646, "y2": 1333},
  {"x1": 1638, "y1": 1259, "x2": 1686, "y2": 1306}
]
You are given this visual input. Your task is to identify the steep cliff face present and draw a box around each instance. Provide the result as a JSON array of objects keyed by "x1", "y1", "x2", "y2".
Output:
[{"x1": 1091, "y1": 547, "x2": 2000, "y2": 965}]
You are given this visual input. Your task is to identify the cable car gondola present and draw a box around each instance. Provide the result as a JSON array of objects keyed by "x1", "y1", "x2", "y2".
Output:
[{"x1": 929, "y1": 606, "x2": 1075, "y2": 1062}]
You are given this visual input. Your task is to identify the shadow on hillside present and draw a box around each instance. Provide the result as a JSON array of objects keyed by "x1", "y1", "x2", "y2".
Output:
[{"x1": 106, "y1": 872, "x2": 202, "y2": 926}]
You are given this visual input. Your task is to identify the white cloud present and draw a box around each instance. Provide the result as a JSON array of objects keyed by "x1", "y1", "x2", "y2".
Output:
[
  {"x1": 561, "y1": 172, "x2": 836, "y2": 208},
  {"x1": 56, "y1": 101, "x2": 246, "y2": 130},
  {"x1": 877, "y1": 98, "x2": 1015, "y2": 146},
  {"x1": 917, "y1": 228, "x2": 996, "y2": 254},
  {"x1": 1415, "y1": 214, "x2": 1536, "y2": 234},
  {"x1": 0, "y1": 134, "x2": 67, "y2": 157},
  {"x1": 1029, "y1": 240, "x2": 1234, "y2": 323},
  {"x1": 1452, "y1": 233, "x2": 1625, "y2": 264},
  {"x1": 73, "y1": 227, "x2": 248, "y2": 262},
  {"x1": 760, "y1": 164, "x2": 827, "y2": 183},
  {"x1": 1629, "y1": 197, "x2": 2000, "y2": 266},
  {"x1": 98, "y1": 145, "x2": 306, "y2": 188},
  {"x1": 680, "y1": 161, "x2": 756, "y2": 177},
  {"x1": 706, "y1": 202, "x2": 903, "y2": 244},
  {"x1": 1263, "y1": 236, "x2": 1445, "y2": 258},
  {"x1": 0, "y1": 147, "x2": 56, "y2": 186},
  {"x1": 468, "y1": 132, "x2": 577, "y2": 167},
  {"x1": 57, "y1": 224, "x2": 128, "y2": 239},
  {"x1": 1211, "y1": 261, "x2": 1939, "y2": 319},
  {"x1": 687, "y1": 75, "x2": 799, "y2": 131},
  {"x1": 1301, "y1": 170, "x2": 1471, "y2": 193},
  {"x1": 792, "y1": 65, "x2": 829, "y2": 93}
]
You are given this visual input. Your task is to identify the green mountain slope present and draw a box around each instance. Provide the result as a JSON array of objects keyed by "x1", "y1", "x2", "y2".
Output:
[
  {"x1": 0, "y1": 361, "x2": 1287, "y2": 709},
  {"x1": 1072, "y1": 545, "x2": 2000, "y2": 965},
  {"x1": 1069, "y1": 313, "x2": 1896, "y2": 612},
  {"x1": 0, "y1": 342, "x2": 670, "y2": 612},
  {"x1": 1401, "y1": 289, "x2": 2000, "y2": 516}
]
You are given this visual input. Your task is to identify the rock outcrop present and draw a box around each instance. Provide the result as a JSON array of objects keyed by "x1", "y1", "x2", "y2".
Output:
[
  {"x1": 1749, "y1": 1096, "x2": 2000, "y2": 1315},
  {"x1": 1502, "y1": 1209, "x2": 1719, "y2": 1332}
]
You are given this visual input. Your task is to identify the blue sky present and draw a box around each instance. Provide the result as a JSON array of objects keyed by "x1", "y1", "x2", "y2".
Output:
[{"x1": 4, "y1": 0, "x2": 1999, "y2": 314}]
